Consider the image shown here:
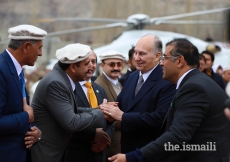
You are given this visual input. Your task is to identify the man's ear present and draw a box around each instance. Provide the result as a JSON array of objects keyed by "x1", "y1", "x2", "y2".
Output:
[
  {"x1": 69, "y1": 63, "x2": 76, "y2": 73},
  {"x1": 21, "y1": 42, "x2": 31, "y2": 54},
  {"x1": 155, "y1": 52, "x2": 161, "y2": 62},
  {"x1": 100, "y1": 62, "x2": 104, "y2": 68},
  {"x1": 177, "y1": 55, "x2": 185, "y2": 68}
]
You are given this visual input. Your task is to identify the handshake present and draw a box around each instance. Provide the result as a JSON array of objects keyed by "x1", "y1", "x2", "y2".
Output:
[{"x1": 98, "y1": 99, "x2": 123, "y2": 122}]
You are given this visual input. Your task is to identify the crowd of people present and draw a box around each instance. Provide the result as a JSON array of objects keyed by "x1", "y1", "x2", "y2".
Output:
[{"x1": 0, "y1": 24, "x2": 230, "y2": 162}]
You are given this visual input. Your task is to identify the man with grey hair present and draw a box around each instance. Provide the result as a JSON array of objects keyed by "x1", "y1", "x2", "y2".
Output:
[
  {"x1": 0, "y1": 24, "x2": 47, "y2": 162},
  {"x1": 99, "y1": 34, "x2": 176, "y2": 155},
  {"x1": 31, "y1": 43, "x2": 108, "y2": 162}
]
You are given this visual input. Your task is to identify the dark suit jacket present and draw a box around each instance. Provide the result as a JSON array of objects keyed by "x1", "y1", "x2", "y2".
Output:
[
  {"x1": 117, "y1": 65, "x2": 176, "y2": 153},
  {"x1": 119, "y1": 69, "x2": 132, "y2": 86},
  {"x1": 210, "y1": 71, "x2": 225, "y2": 90},
  {"x1": 63, "y1": 81, "x2": 114, "y2": 162},
  {"x1": 0, "y1": 50, "x2": 30, "y2": 162},
  {"x1": 137, "y1": 69, "x2": 230, "y2": 162},
  {"x1": 31, "y1": 63, "x2": 105, "y2": 162}
]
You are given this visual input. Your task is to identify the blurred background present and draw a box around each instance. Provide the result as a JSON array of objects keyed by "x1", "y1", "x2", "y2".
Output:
[{"x1": 0, "y1": 0, "x2": 229, "y2": 98}]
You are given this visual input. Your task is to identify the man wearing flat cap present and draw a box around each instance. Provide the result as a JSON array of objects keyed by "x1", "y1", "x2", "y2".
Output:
[
  {"x1": 95, "y1": 50, "x2": 125, "y2": 160},
  {"x1": 222, "y1": 66, "x2": 230, "y2": 87},
  {"x1": 0, "y1": 24, "x2": 46, "y2": 162},
  {"x1": 31, "y1": 43, "x2": 106, "y2": 162}
]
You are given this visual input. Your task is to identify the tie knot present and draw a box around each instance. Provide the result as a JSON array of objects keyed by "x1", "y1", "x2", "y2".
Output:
[
  {"x1": 138, "y1": 75, "x2": 144, "y2": 83},
  {"x1": 84, "y1": 82, "x2": 92, "y2": 88}
]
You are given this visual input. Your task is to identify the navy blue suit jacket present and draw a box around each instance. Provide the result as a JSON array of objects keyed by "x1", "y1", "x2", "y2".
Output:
[
  {"x1": 64, "y1": 81, "x2": 114, "y2": 162},
  {"x1": 0, "y1": 50, "x2": 30, "y2": 162},
  {"x1": 116, "y1": 65, "x2": 176, "y2": 153}
]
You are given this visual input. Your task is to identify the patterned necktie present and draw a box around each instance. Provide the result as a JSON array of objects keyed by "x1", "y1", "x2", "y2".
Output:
[
  {"x1": 20, "y1": 71, "x2": 26, "y2": 98},
  {"x1": 84, "y1": 82, "x2": 98, "y2": 108},
  {"x1": 135, "y1": 75, "x2": 144, "y2": 96}
]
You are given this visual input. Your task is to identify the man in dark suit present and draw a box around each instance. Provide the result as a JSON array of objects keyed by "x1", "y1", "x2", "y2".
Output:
[
  {"x1": 63, "y1": 50, "x2": 113, "y2": 162},
  {"x1": 31, "y1": 44, "x2": 106, "y2": 162},
  {"x1": 108, "y1": 38, "x2": 230, "y2": 162},
  {"x1": 201, "y1": 50, "x2": 225, "y2": 90},
  {"x1": 0, "y1": 24, "x2": 46, "y2": 162},
  {"x1": 95, "y1": 50, "x2": 125, "y2": 159},
  {"x1": 100, "y1": 34, "x2": 176, "y2": 154},
  {"x1": 119, "y1": 46, "x2": 136, "y2": 86}
]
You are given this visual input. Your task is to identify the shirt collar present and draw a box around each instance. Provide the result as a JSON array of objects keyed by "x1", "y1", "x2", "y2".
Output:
[
  {"x1": 6, "y1": 49, "x2": 22, "y2": 76},
  {"x1": 103, "y1": 72, "x2": 119, "y2": 86},
  {"x1": 66, "y1": 73, "x2": 76, "y2": 91},
  {"x1": 139, "y1": 63, "x2": 158, "y2": 82},
  {"x1": 176, "y1": 68, "x2": 195, "y2": 89},
  {"x1": 79, "y1": 79, "x2": 91, "y2": 86}
]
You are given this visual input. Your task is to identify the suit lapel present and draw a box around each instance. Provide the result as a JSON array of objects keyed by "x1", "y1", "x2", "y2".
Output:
[
  {"x1": 54, "y1": 63, "x2": 78, "y2": 112},
  {"x1": 2, "y1": 50, "x2": 22, "y2": 97},
  {"x1": 158, "y1": 69, "x2": 200, "y2": 133},
  {"x1": 101, "y1": 74, "x2": 117, "y2": 101},
  {"x1": 75, "y1": 82, "x2": 90, "y2": 107},
  {"x1": 128, "y1": 65, "x2": 160, "y2": 110}
]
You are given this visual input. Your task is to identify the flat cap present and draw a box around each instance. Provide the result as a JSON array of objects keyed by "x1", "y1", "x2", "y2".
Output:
[
  {"x1": 223, "y1": 66, "x2": 230, "y2": 72},
  {"x1": 8, "y1": 24, "x2": 47, "y2": 40},
  {"x1": 56, "y1": 43, "x2": 91, "y2": 64},
  {"x1": 99, "y1": 50, "x2": 125, "y2": 62}
]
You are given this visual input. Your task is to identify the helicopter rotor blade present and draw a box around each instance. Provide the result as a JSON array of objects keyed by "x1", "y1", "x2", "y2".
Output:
[
  {"x1": 37, "y1": 17, "x2": 127, "y2": 23},
  {"x1": 150, "y1": 7, "x2": 230, "y2": 23},
  {"x1": 47, "y1": 22, "x2": 127, "y2": 37},
  {"x1": 154, "y1": 20, "x2": 226, "y2": 25}
]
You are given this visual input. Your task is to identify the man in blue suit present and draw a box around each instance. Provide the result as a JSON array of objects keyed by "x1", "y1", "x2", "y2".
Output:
[
  {"x1": 0, "y1": 25, "x2": 47, "y2": 162},
  {"x1": 100, "y1": 34, "x2": 176, "y2": 154}
]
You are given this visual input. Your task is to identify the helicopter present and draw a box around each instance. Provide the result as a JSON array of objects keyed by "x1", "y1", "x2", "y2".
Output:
[{"x1": 0, "y1": 7, "x2": 230, "y2": 68}]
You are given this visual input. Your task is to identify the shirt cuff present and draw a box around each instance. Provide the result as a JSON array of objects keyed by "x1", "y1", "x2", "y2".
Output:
[{"x1": 126, "y1": 149, "x2": 146, "y2": 162}]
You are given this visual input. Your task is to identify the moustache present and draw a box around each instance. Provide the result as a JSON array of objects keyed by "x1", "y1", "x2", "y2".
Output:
[{"x1": 111, "y1": 70, "x2": 120, "y2": 73}]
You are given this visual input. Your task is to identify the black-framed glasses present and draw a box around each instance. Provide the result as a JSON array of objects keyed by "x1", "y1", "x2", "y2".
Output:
[
  {"x1": 160, "y1": 55, "x2": 179, "y2": 62},
  {"x1": 103, "y1": 62, "x2": 123, "y2": 67}
]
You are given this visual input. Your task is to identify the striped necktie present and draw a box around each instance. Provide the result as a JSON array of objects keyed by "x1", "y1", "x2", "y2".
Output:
[
  {"x1": 84, "y1": 82, "x2": 98, "y2": 108},
  {"x1": 135, "y1": 74, "x2": 144, "y2": 96},
  {"x1": 20, "y1": 71, "x2": 26, "y2": 98}
]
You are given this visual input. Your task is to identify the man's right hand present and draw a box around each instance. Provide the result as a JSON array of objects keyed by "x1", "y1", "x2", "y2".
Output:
[
  {"x1": 23, "y1": 98, "x2": 34, "y2": 123},
  {"x1": 91, "y1": 128, "x2": 111, "y2": 153}
]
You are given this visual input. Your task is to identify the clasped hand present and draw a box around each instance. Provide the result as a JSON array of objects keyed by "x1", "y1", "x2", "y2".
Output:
[{"x1": 99, "y1": 102, "x2": 123, "y2": 121}]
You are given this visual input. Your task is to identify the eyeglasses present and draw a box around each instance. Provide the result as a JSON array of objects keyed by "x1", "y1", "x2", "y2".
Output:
[
  {"x1": 103, "y1": 62, "x2": 123, "y2": 68},
  {"x1": 160, "y1": 55, "x2": 179, "y2": 62}
]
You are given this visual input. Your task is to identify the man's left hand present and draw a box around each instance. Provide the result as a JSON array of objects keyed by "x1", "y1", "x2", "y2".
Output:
[{"x1": 24, "y1": 126, "x2": 42, "y2": 148}]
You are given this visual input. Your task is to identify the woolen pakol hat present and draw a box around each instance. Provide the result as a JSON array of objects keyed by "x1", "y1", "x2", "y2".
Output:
[
  {"x1": 99, "y1": 50, "x2": 125, "y2": 62},
  {"x1": 56, "y1": 43, "x2": 91, "y2": 64},
  {"x1": 8, "y1": 24, "x2": 47, "y2": 40}
]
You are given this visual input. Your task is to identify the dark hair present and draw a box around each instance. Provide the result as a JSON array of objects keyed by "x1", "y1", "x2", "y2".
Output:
[
  {"x1": 199, "y1": 54, "x2": 206, "y2": 63},
  {"x1": 166, "y1": 38, "x2": 200, "y2": 68},
  {"x1": 128, "y1": 46, "x2": 135, "y2": 61},
  {"x1": 8, "y1": 39, "x2": 39, "y2": 50},
  {"x1": 58, "y1": 61, "x2": 81, "y2": 70},
  {"x1": 201, "y1": 50, "x2": 214, "y2": 62}
]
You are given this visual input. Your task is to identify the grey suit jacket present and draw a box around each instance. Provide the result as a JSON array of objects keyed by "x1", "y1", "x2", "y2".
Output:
[
  {"x1": 95, "y1": 73, "x2": 122, "y2": 102},
  {"x1": 64, "y1": 81, "x2": 114, "y2": 162},
  {"x1": 31, "y1": 63, "x2": 104, "y2": 162}
]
